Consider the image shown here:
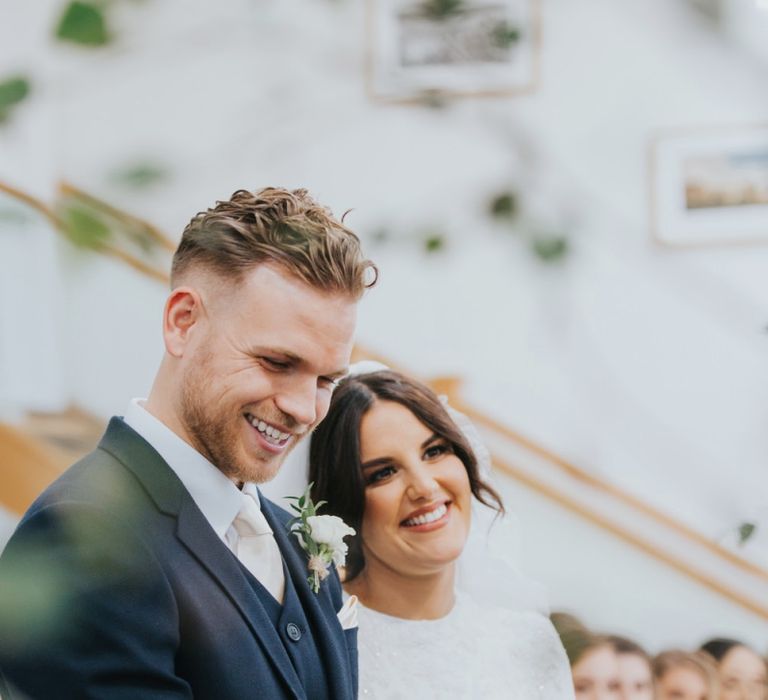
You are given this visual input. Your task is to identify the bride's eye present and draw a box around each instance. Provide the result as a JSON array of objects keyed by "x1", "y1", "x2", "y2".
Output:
[
  {"x1": 423, "y1": 442, "x2": 451, "y2": 460},
  {"x1": 365, "y1": 465, "x2": 396, "y2": 485}
]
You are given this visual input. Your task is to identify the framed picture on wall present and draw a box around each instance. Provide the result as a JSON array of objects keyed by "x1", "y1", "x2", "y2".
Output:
[
  {"x1": 365, "y1": 0, "x2": 541, "y2": 103},
  {"x1": 649, "y1": 124, "x2": 768, "y2": 248}
]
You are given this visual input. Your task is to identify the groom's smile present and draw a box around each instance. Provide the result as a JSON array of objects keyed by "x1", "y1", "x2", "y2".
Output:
[{"x1": 244, "y1": 412, "x2": 297, "y2": 453}]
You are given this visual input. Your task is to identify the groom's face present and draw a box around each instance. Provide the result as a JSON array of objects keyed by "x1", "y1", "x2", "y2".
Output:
[{"x1": 174, "y1": 264, "x2": 357, "y2": 484}]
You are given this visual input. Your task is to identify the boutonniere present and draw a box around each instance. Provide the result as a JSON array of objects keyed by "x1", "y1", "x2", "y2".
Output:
[{"x1": 287, "y1": 483, "x2": 356, "y2": 594}]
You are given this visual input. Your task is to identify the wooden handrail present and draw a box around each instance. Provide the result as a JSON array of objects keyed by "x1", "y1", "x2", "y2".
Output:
[
  {"x1": 58, "y1": 180, "x2": 177, "y2": 253},
  {"x1": 493, "y1": 453, "x2": 768, "y2": 621},
  {"x1": 454, "y1": 399, "x2": 768, "y2": 585},
  {"x1": 0, "y1": 424, "x2": 70, "y2": 515}
]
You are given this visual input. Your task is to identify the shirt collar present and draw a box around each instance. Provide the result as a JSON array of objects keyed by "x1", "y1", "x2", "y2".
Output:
[{"x1": 124, "y1": 398, "x2": 256, "y2": 541}]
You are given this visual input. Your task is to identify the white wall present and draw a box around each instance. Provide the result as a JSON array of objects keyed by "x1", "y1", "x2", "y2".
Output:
[{"x1": 2, "y1": 0, "x2": 768, "y2": 648}]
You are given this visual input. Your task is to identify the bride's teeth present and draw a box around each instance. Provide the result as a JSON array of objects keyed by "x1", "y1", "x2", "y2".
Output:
[
  {"x1": 258, "y1": 420, "x2": 267, "y2": 431},
  {"x1": 404, "y1": 504, "x2": 447, "y2": 527}
]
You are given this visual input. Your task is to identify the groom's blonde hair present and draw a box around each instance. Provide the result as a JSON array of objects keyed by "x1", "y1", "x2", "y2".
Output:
[{"x1": 171, "y1": 187, "x2": 377, "y2": 296}]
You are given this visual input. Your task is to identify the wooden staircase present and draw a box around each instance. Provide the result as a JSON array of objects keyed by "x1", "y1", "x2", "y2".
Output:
[{"x1": 0, "y1": 406, "x2": 104, "y2": 516}]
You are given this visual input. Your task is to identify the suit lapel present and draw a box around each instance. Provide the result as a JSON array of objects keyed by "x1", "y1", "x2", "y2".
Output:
[
  {"x1": 98, "y1": 419, "x2": 305, "y2": 700},
  {"x1": 261, "y1": 497, "x2": 353, "y2": 700}
]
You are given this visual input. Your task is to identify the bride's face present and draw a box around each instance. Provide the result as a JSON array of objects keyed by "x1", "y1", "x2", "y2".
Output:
[{"x1": 357, "y1": 400, "x2": 472, "y2": 578}]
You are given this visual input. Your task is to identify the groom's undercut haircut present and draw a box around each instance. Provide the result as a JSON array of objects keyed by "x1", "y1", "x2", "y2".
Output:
[{"x1": 171, "y1": 187, "x2": 377, "y2": 296}]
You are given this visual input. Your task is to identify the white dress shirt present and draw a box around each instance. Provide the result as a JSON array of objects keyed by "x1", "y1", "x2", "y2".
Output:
[{"x1": 123, "y1": 399, "x2": 260, "y2": 553}]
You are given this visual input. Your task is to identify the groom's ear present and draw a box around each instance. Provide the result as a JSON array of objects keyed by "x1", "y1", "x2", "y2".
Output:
[{"x1": 162, "y1": 286, "x2": 204, "y2": 357}]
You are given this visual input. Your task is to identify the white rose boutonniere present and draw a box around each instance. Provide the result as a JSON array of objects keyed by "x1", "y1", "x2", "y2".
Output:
[{"x1": 287, "y1": 484, "x2": 356, "y2": 593}]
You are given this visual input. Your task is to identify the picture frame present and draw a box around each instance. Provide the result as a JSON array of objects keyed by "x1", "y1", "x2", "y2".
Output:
[
  {"x1": 365, "y1": 0, "x2": 541, "y2": 103},
  {"x1": 649, "y1": 124, "x2": 768, "y2": 248}
]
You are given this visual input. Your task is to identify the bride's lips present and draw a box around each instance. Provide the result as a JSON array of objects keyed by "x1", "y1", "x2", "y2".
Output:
[
  {"x1": 400, "y1": 501, "x2": 451, "y2": 532},
  {"x1": 244, "y1": 412, "x2": 294, "y2": 454}
]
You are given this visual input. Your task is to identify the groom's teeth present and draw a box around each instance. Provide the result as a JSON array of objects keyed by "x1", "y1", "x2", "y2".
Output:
[
  {"x1": 247, "y1": 415, "x2": 291, "y2": 445},
  {"x1": 403, "y1": 504, "x2": 448, "y2": 527}
]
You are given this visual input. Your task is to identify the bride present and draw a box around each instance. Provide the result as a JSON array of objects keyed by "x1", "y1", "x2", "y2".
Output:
[{"x1": 308, "y1": 369, "x2": 574, "y2": 699}]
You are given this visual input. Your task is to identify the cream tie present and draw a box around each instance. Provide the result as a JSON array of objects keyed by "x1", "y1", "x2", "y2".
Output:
[{"x1": 233, "y1": 487, "x2": 285, "y2": 603}]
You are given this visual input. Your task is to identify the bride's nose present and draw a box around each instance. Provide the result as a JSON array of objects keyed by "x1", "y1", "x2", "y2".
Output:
[{"x1": 405, "y1": 465, "x2": 439, "y2": 500}]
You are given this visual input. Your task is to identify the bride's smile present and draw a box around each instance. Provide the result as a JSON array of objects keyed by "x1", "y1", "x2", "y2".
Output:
[{"x1": 400, "y1": 501, "x2": 451, "y2": 529}]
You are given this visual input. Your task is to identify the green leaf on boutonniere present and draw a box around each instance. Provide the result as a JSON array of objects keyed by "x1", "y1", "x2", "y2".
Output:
[{"x1": 55, "y1": 2, "x2": 111, "y2": 47}]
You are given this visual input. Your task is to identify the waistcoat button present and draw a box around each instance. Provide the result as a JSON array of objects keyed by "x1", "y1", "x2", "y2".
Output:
[{"x1": 286, "y1": 622, "x2": 302, "y2": 641}]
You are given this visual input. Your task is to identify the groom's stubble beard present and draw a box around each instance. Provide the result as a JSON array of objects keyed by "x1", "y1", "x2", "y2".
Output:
[{"x1": 178, "y1": 349, "x2": 300, "y2": 484}]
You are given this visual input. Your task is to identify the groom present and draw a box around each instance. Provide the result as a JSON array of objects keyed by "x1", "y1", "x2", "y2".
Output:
[{"x1": 0, "y1": 187, "x2": 376, "y2": 699}]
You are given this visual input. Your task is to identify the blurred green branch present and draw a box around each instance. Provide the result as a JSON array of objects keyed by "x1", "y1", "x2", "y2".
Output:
[{"x1": 0, "y1": 179, "x2": 173, "y2": 283}]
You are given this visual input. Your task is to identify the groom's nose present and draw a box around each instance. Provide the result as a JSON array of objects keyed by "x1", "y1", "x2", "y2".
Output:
[{"x1": 274, "y1": 376, "x2": 318, "y2": 428}]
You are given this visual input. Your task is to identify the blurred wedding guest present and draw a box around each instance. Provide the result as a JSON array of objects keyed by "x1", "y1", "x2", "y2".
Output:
[
  {"x1": 608, "y1": 635, "x2": 655, "y2": 700},
  {"x1": 654, "y1": 650, "x2": 719, "y2": 700},
  {"x1": 700, "y1": 638, "x2": 768, "y2": 700},
  {"x1": 551, "y1": 612, "x2": 622, "y2": 700}
]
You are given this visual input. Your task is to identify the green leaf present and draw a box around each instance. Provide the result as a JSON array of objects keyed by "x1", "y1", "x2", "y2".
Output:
[
  {"x1": 59, "y1": 203, "x2": 111, "y2": 249},
  {"x1": 491, "y1": 21, "x2": 521, "y2": 49},
  {"x1": 424, "y1": 234, "x2": 446, "y2": 253},
  {"x1": 489, "y1": 191, "x2": 517, "y2": 220},
  {"x1": 314, "y1": 500, "x2": 327, "y2": 513},
  {"x1": 55, "y1": 2, "x2": 111, "y2": 47},
  {"x1": 0, "y1": 76, "x2": 31, "y2": 122},
  {"x1": 531, "y1": 236, "x2": 569, "y2": 263},
  {"x1": 738, "y1": 522, "x2": 756, "y2": 545},
  {"x1": 110, "y1": 163, "x2": 168, "y2": 189},
  {"x1": 421, "y1": 0, "x2": 464, "y2": 20}
]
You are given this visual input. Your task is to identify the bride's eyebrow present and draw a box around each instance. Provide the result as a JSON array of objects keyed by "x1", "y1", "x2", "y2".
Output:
[
  {"x1": 360, "y1": 457, "x2": 392, "y2": 471},
  {"x1": 360, "y1": 435, "x2": 443, "y2": 469}
]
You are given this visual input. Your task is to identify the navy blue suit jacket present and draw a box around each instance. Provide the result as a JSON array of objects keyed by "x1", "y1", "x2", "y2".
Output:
[{"x1": 0, "y1": 418, "x2": 357, "y2": 699}]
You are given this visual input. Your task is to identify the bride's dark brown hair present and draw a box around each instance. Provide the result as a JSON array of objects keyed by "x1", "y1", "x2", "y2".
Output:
[{"x1": 309, "y1": 370, "x2": 504, "y2": 581}]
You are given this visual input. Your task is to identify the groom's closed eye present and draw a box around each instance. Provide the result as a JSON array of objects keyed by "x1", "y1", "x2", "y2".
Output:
[{"x1": 260, "y1": 356, "x2": 292, "y2": 371}]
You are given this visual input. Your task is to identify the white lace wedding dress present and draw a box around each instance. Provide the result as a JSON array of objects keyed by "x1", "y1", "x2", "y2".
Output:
[{"x1": 356, "y1": 592, "x2": 575, "y2": 699}]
